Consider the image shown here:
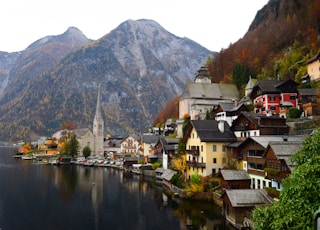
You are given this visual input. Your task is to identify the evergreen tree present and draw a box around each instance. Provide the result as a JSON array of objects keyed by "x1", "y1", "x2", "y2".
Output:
[{"x1": 82, "y1": 146, "x2": 91, "y2": 158}]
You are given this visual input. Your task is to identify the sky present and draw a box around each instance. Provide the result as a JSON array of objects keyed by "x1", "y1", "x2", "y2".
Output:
[{"x1": 0, "y1": 0, "x2": 269, "y2": 53}]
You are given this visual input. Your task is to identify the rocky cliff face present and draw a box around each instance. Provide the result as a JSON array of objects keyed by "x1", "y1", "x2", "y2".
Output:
[{"x1": 0, "y1": 19, "x2": 213, "y2": 141}]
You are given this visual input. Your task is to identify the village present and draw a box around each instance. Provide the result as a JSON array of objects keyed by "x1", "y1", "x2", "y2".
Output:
[{"x1": 14, "y1": 53, "x2": 320, "y2": 229}]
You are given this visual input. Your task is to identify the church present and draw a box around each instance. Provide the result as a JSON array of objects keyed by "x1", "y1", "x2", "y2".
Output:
[{"x1": 58, "y1": 85, "x2": 105, "y2": 156}]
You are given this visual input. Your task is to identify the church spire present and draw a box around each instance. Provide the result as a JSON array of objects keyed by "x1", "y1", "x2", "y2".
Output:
[
  {"x1": 93, "y1": 84, "x2": 104, "y2": 156},
  {"x1": 95, "y1": 84, "x2": 102, "y2": 120}
]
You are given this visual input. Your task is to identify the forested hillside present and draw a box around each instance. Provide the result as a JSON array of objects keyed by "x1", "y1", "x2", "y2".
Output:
[
  {"x1": 208, "y1": 0, "x2": 320, "y2": 90},
  {"x1": 153, "y1": 0, "x2": 320, "y2": 125}
]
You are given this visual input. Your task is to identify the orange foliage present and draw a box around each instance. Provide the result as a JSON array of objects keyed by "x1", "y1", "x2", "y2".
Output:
[
  {"x1": 153, "y1": 97, "x2": 179, "y2": 126},
  {"x1": 60, "y1": 120, "x2": 77, "y2": 130}
]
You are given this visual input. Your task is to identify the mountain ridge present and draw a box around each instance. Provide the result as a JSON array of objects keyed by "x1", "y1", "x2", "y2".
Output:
[{"x1": 0, "y1": 19, "x2": 213, "y2": 141}]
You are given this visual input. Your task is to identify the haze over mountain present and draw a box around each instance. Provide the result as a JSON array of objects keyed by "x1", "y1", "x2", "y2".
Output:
[{"x1": 0, "y1": 19, "x2": 212, "y2": 141}]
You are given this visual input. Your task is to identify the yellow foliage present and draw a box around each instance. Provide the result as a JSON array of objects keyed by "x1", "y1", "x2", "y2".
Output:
[
  {"x1": 190, "y1": 183, "x2": 204, "y2": 192},
  {"x1": 171, "y1": 154, "x2": 186, "y2": 174}
]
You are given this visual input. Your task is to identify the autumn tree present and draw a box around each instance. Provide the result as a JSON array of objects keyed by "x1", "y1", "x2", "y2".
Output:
[
  {"x1": 60, "y1": 134, "x2": 79, "y2": 158},
  {"x1": 60, "y1": 120, "x2": 77, "y2": 130},
  {"x1": 171, "y1": 154, "x2": 186, "y2": 178},
  {"x1": 153, "y1": 97, "x2": 179, "y2": 126}
]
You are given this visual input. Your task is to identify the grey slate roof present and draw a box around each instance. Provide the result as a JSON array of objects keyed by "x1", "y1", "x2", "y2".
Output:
[
  {"x1": 181, "y1": 82, "x2": 239, "y2": 100},
  {"x1": 267, "y1": 141, "x2": 302, "y2": 170},
  {"x1": 161, "y1": 169, "x2": 177, "y2": 181},
  {"x1": 191, "y1": 120, "x2": 236, "y2": 142},
  {"x1": 221, "y1": 170, "x2": 251, "y2": 181},
  {"x1": 249, "y1": 135, "x2": 304, "y2": 148},
  {"x1": 218, "y1": 102, "x2": 245, "y2": 112},
  {"x1": 141, "y1": 134, "x2": 160, "y2": 144},
  {"x1": 225, "y1": 189, "x2": 273, "y2": 207},
  {"x1": 73, "y1": 128, "x2": 92, "y2": 137}
]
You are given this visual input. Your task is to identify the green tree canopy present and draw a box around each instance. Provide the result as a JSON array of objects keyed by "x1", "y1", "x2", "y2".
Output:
[
  {"x1": 252, "y1": 130, "x2": 320, "y2": 229},
  {"x1": 82, "y1": 146, "x2": 91, "y2": 158}
]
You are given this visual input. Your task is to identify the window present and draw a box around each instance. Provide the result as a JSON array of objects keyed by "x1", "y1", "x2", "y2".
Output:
[
  {"x1": 222, "y1": 145, "x2": 225, "y2": 151},
  {"x1": 270, "y1": 105, "x2": 276, "y2": 111},
  {"x1": 290, "y1": 96, "x2": 296, "y2": 100},
  {"x1": 212, "y1": 145, "x2": 217, "y2": 151},
  {"x1": 270, "y1": 96, "x2": 275, "y2": 101},
  {"x1": 201, "y1": 145, "x2": 203, "y2": 152},
  {"x1": 213, "y1": 158, "x2": 217, "y2": 163},
  {"x1": 192, "y1": 133, "x2": 194, "y2": 139}
]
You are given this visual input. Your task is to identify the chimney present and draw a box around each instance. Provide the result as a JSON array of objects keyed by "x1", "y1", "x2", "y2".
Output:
[{"x1": 218, "y1": 120, "x2": 224, "y2": 133}]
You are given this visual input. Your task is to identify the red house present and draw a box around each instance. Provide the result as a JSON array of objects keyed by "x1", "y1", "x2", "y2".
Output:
[{"x1": 251, "y1": 79, "x2": 298, "y2": 117}]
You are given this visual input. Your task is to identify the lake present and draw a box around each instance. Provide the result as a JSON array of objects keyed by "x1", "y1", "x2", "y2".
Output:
[{"x1": 0, "y1": 147, "x2": 233, "y2": 230}]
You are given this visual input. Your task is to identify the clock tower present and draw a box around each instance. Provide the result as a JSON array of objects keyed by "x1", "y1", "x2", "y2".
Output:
[{"x1": 93, "y1": 84, "x2": 104, "y2": 156}]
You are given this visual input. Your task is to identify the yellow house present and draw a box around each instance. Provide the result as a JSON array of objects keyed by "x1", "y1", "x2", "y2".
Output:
[
  {"x1": 305, "y1": 53, "x2": 320, "y2": 81},
  {"x1": 184, "y1": 120, "x2": 236, "y2": 179}
]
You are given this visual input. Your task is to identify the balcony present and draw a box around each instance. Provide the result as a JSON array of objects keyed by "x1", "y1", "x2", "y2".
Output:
[
  {"x1": 186, "y1": 160, "x2": 206, "y2": 168},
  {"x1": 185, "y1": 149, "x2": 199, "y2": 156}
]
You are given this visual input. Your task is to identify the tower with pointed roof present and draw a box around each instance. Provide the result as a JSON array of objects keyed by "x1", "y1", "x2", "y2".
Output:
[{"x1": 93, "y1": 84, "x2": 104, "y2": 156}]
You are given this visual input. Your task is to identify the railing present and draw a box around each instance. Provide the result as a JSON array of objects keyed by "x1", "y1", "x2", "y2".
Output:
[
  {"x1": 185, "y1": 149, "x2": 199, "y2": 156},
  {"x1": 186, "y1": 161, "x2": 206, "y2": 168}
]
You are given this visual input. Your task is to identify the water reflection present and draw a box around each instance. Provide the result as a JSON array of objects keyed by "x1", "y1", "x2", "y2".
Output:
[{"x1": 0, "y1": 148, "x2": 233, "y2": 230}]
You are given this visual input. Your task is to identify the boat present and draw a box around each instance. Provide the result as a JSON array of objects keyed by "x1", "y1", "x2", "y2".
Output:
[{"x1": 21, "y1": 155, "x2": 35, "y2": 160}]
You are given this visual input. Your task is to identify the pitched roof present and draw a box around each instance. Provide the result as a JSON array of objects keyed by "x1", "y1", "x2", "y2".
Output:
[
  {"x1": 141, "y1": 134, "x2": 160, "y2": 144},
  {"x1": 252, "y1": 79, "x2": 297, "y2": 95},
  {"x1": 161, "y1": 169, "x2": 177, "y2": 181},
  {"x1": 304, "y1": 53, "x2": 320, "y2": 64},
  {"x1": 249, "y1": 135, "x2": 303, "y2": 148},
  {"x1": 221, "y1": 170, "x2": 250, "y2": 180},
  {"x1": 267, "y1": 141, "x2": 302, "y2": 170},
  {"x1": 190, "y1": 120, "x2": 236, "y2": 142},
  {"x1": 298, "y1": 88, "x2": 317, "y2": 96},
  {"x1": 181, "y1": 82, "x2": 239, "y2": 100},
  {"x1": 73, "y1": 128, "x2": 92, "y2": 137},
  {"x1": 225, "y1": 189, "x2": 273, "y2": 207},
  {"x1": 232, "y1": 112, "x2": 288, "y2": 130},
  {"x1": 217, "y1": 102, "x2": 248, "y2": 112}
]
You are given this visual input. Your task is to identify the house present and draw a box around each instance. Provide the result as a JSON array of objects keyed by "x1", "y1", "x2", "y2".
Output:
[
  {"x1": 160, "y1": 137, "x2": 179, "y2": 169},
  {"x1": 264, "y1": 141, "x2": 302, "y2": 190},
  {"x1": 239, "y1": 135, "x2": 304, "y2": 189},
  {"x1": 120, "y1": 134, "x2": 141, "y2": 157},
  {"x1": 298, "y1": 88, "x2": 319, "y2": 117},
  {"x1": 184, "y1": 120, "x2": 236, "y2": 178},
  {"x1": 213, "y1": 101, "x2": 249, "y2": 126},
  {"x1": 37, "y1": 138, "x2": 59, "y2": 155},
  {"x1": 305, "y1": 53, "x2": 320, "y2": 82},
  {"x1": 222, "y1": 189, "x2": 273, "y2": 229},
  {"x1": 251, "y1": 79, "x2": 298, "y2": 118},
  {"x1": 230, "y1": 112, "x2": 289, "y2": 141},
  {"x1": 161, "y1": 168, "x2": 177, "y2": 188},
  {"x1": 140, "y1": 134, "x2": 160, "y2": 163},
  {"x1": 179, "y1": 66, "x2": 239, "y2": 121},
  {"x1": 104, "y1": 135, "x2": 123, "y2": 160},
  {"x1": 220, "y1": 170, "x2": 251, "y2": 190}
]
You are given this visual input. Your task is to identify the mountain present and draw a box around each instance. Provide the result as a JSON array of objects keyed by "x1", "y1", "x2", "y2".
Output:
[
  {"x1": 207, "y1": 0, "x2": 320, "y2": 84},
  {"x1": 0, "y1": 19, "x2": 213, "y2": 141}
]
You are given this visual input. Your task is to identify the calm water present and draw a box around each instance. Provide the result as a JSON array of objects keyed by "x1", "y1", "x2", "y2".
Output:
[{"x1": 0, "y1": 147, "x2": 231, "y2": 230}]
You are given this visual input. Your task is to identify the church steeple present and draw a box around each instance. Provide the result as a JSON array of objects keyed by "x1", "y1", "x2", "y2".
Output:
[
  {"x1": 95, "y1": 84, "x2": 103, "y2": 120},
  {"x1": 93, "y1": 84, "x2": 104, "y2": 156},
  {"x1": 194, "y1": 66, "x2": 212, "y2": 83}
]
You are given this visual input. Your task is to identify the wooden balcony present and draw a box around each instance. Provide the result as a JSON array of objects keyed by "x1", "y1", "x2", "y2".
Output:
[
  {"x1": 185, "y1": 149, "x2": 199, "y2": 156},
  {"x1": 186, "y1": 160, "x2": 205, "y2": 168},
  {"x1": 247, "y1": 168, "x2": 265, "y2": 177}
]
